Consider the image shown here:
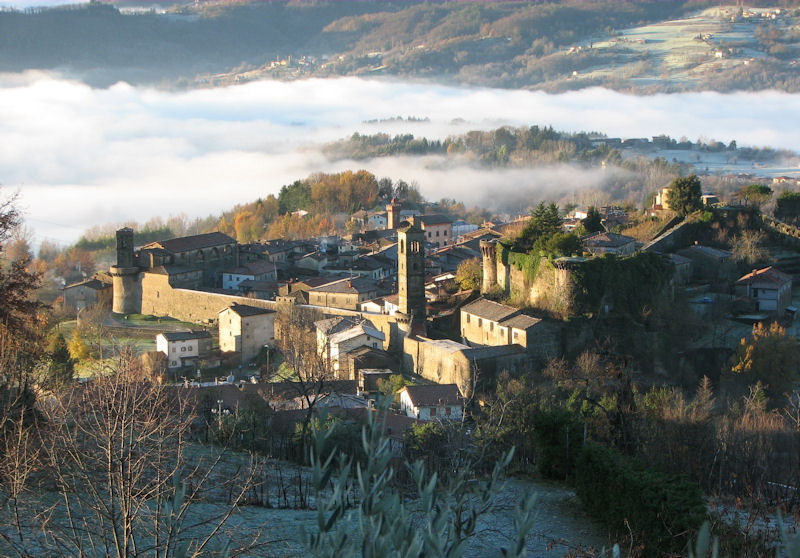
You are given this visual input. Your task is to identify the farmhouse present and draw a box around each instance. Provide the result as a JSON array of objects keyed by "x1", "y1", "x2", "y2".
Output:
[{"x1": 735, "y1": 266, "x2": 793, "y2": 316}]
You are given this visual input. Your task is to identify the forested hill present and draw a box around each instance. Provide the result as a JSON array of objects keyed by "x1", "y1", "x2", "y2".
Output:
[{"x1": 5, "y1": 1, "x2": 800, "y2": 92}]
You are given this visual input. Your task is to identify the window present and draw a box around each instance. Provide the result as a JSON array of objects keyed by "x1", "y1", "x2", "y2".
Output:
[
  {"x1": 436, "y1": 230, "x2": 440, "y2": 237},
  {"x1": 489, "y1": 322, "x2": 494, "y2": 331},
  {"x1": 181, "y1": 346, "x2": 186, "y2": 352},
  {"x1": 372, "y1": 342, "x2": 377, "y2": 348},
  {"x1": 444, "y1": 230, "x2": 448, "y2": 236},
  {"x1": 430, "y1": 407, "x2": 437, "y2": 417},
  {"x1": 445, "y1": 407, "x2": 451, "y2": 416},
  {"x1": 400, "y1": 239, "x2": 405, "y2": 253},
  {"x1": 466, "y1": 314, "x2": 471, "y2": 324},
  {"x1": 428, "y1": 232, "x2": 432, "y2": 238},
  {"x1": 172, "y1": 347, "x2": 176, "y2": 353},
  {"x1": 478, "y1": 318, "x2": 482, "y2": 327}
]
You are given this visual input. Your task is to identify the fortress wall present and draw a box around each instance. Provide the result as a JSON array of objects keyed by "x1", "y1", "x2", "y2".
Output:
[
  {"x1": 140, "y1": 273, "x2": 275, "y2": 322},
  {"x1": 403, "y1": 337, "x2": 531, "y2": 396},
  {"x1": 138, "y1": 274, "x2": 402, "y2": 350},
  {"x1": 402, "y1": 336, "x2": 474, "y2": 395}
]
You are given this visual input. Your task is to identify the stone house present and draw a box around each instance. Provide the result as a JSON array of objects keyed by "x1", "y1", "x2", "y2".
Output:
[
  {"x1": 581, "y1": 232, "x2": 637, "y2": 256},
  {"x1": 218, "y1": 303, "x2": 276, "y2": 362},
  {"x1": 398, "y1": 384, "x2": 464, "y2": 421},
  {"x1": 297, "y1": 251, "x2": 330, "y2": 273},
  {"x1": 460, "y1": 298, "x2": 541, "y2": 350},
  {"x1": 62, "y1": 275, "x2": 112, "y2": 311},
  {"x1": 221, "y1": 260, "x2": 277, "y2": 290},
  {"x1": 307, "y1": 277, "x2": 379, "y2": 310},
  {"x1": 668, "y1": 253, "x2": 693, "y2": 285},
  {"x1": 368, "y1": 212, "x2": 388, "y2": 230},
  {"x1": 677, "y1": 245, "x2": 734, "y2": 282},
  {"x1": 734, "y1": 266, "x2": 793, "y2": 316},
  {"x1": 156, "y1": 331, "x2": 212, "y2": 370},
  {"x1": 409, "y1": 214, "x2": 453, "y2": 248}
]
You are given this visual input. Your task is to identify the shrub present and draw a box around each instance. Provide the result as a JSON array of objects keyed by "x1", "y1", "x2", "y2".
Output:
[
  {"x1": 531, "y1": 408, "x2": 583, "y2": 481},
  {"x1": 575, "y1": 442, "x2": 705, "y2": 554}
]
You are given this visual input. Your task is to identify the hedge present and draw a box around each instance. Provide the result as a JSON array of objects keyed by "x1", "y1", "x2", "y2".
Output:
[{"x1": 575, "y1": 442, "x2": 706, "y2": 554}]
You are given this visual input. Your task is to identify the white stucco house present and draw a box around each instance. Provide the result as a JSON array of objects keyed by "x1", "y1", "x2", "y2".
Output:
[
  {"x1": 156, "y1": 331, "x2": 212, "y2": 370},
  {"x1": 398, "y1": 384, "x2": 464, "y2": 421},
  {"x1": 221, "y1": 260, "x2": 277, "y2": 290}
]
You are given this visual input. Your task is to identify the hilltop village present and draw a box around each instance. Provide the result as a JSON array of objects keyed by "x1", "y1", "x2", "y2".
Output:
[
  {"x1": 64, "y1": 180, "x2": 800, "y2": 405},
  {"x1": 44, "y1": 174, "x2": 800, "y2": 553}
]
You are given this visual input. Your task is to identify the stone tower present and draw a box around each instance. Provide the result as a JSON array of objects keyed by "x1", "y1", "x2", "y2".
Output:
[
  {"x1": 396, "y1": 220, "x2": 426, "y2": 335},
  {"x1": 386, "y1": 198, "x2": 402, "y2": 230},
  {"x1": 109, "y1": 227, "x2": 141, "y2": 314},
  {"x1": 480, "y1": 239, "x2": 497, "y2": 294}
]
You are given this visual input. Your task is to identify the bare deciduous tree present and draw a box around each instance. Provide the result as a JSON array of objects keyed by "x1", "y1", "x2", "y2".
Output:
[{"x1": 33, "y1": 350, "x2": 259, "y2": 557}]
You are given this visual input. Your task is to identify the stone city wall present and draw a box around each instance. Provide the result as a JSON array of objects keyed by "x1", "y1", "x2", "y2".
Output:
[{"x1": 140, "y1": 273, "x2": 276, "y2": 322}]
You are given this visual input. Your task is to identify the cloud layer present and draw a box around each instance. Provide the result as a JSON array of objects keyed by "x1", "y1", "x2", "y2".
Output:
[{"x1": 2, "y1": 72, "x2": 799, "y2": 245}]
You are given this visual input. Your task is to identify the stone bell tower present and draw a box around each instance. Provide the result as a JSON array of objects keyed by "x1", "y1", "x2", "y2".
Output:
[
  {"x1": 396, "y1": 220, "x2": 426, "y2": 335},
  {"x1": 109, "y1": 227, "x2": 141, "y2": 314},
  {"x1": 386, "y1": 198, "x2": 402, "y2": 230}
]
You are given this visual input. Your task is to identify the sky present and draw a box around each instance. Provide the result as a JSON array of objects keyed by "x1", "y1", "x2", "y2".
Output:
[{"x1": 1, "y1": 71, "x2": 799, "y2": 246}]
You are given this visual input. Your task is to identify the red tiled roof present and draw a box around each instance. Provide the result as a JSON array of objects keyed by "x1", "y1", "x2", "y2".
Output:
[{"x1": 736, "y1": 266, "x2": 792, "y2": 286}]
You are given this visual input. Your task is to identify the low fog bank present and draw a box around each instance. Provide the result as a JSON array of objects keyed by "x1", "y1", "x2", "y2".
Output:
[{"x1": 2, "y1": 73, "x2": 799, "y2": 244}]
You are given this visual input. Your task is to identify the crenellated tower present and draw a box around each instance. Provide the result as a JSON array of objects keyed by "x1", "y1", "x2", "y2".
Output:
[
  {"x1": 396, "y1": 220, "x2": 426, "y2": 335},
  {"x1": 480, "y1": 239, "x2": 497, "y2": 294}
]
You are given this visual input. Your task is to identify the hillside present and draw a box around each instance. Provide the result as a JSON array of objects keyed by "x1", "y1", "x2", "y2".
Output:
[{"x1": 4, "y1": 1, "x2": 800, "y2": 92}]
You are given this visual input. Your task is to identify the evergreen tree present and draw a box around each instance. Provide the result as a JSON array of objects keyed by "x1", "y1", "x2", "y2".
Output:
[
  {"x1": 665, "y1": 174, "x2": 702, "y2": 216},
  {"x1": 46, "y1": 332, "x2": 74, "y2": 387},
  {"x1": 581, "y1": 206, "x2": 604, "y2": 234}
]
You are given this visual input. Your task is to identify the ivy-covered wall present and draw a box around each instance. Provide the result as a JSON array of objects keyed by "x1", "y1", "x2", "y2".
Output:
[
  {"x1": 570, "y1": 252, "x2": 673, "y2": 317},
  {"x1": 490, "y1": 244, "x2": 673, "y2": 318}
]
